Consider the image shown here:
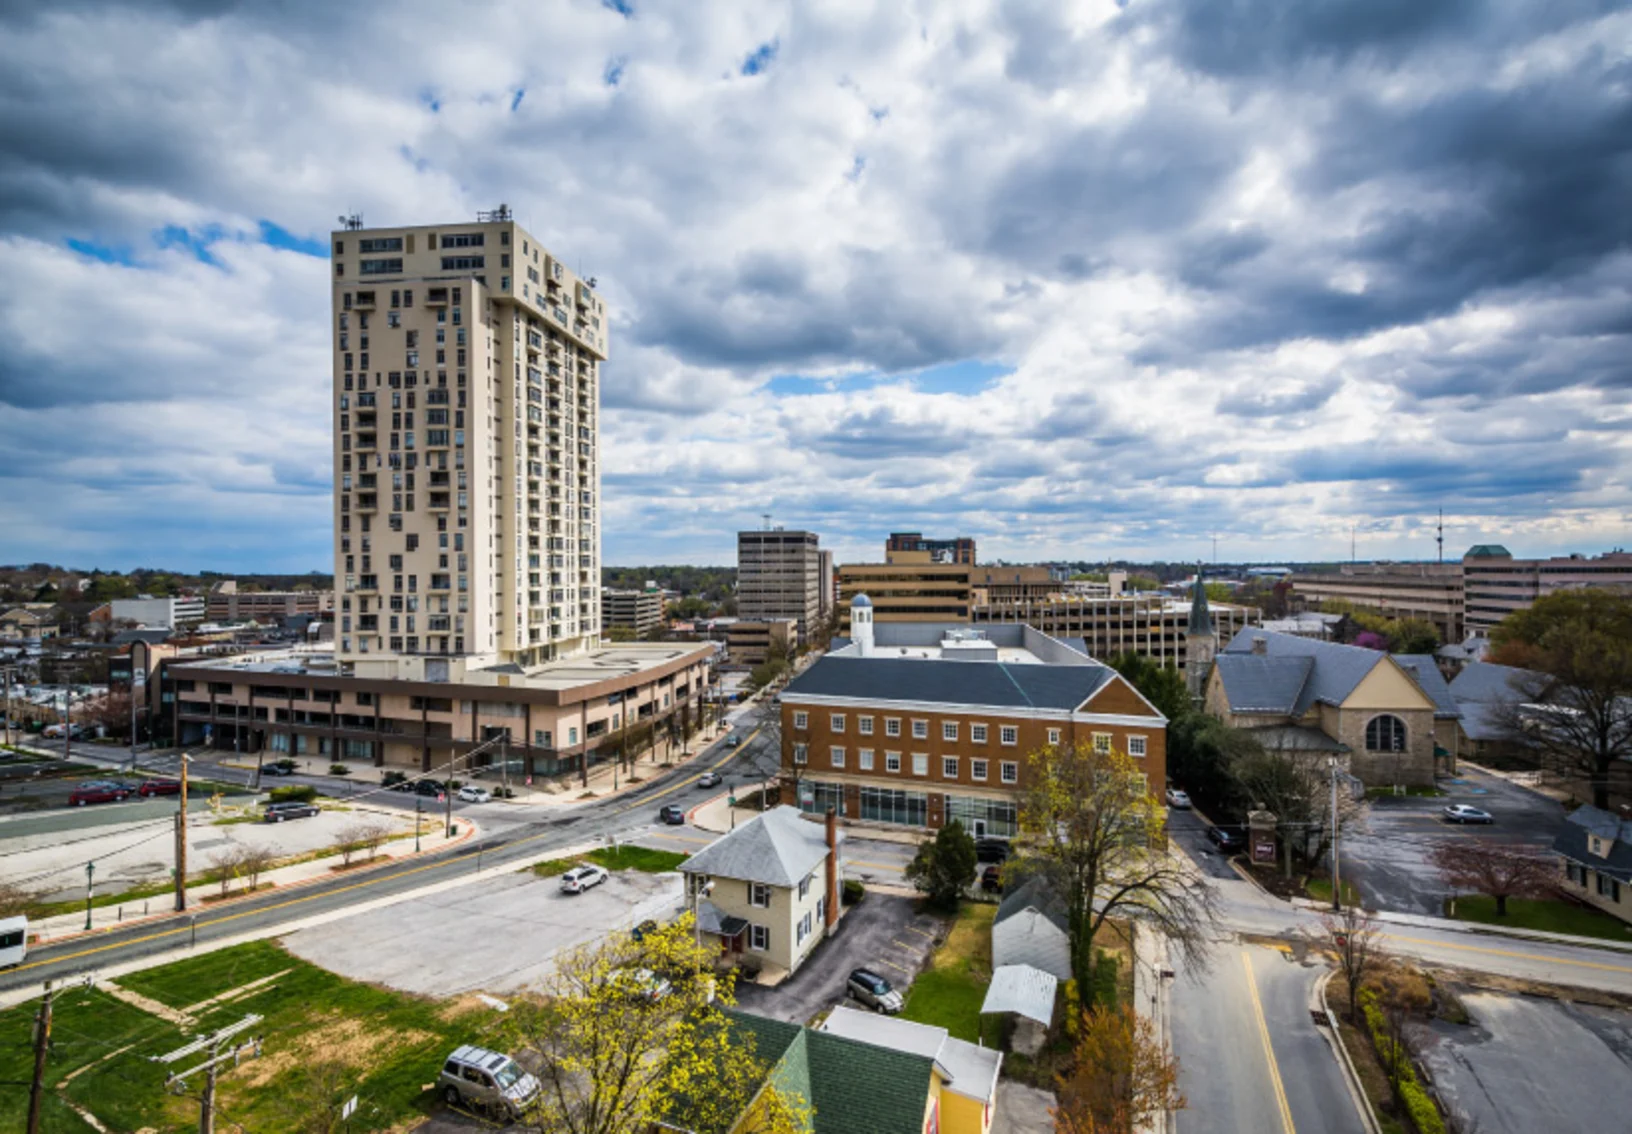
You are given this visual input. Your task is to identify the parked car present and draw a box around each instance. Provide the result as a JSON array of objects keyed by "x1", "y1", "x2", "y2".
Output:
[
  {"x1": 438, "y1": 1045, "x2": 540, "y2": 1118},
  {"x1": 69, "y1": 781, "x2": 133, "y2": 806},
  {"x1": 726, "y1": 734, "x2": 742, "y2": 748},
  {"x1": 980, "y1": 863, "x2": 1003, "y2": 892},
  {"x1": 1165, "y1": 788, "x2": 1192, "y2": 809},
  {"x1": 975, "y1": 838, "x2": 1010, "y2": 864},
  {"x1": 658, "y1": 804, "x2": 686, "y2": 825},
  {"x1": 1207, "y1": 824, "x2": 1245, "y2": 853},
  {"x1": 612, "y1": 967, "x2": 672, "y2": 1002},
  {"x1": 697, "y1": 771, "x2": 722, "y2": 788},
  {"x1": 457, "y1": 785, "x2": 492, "y2": 804},
  {"x1": 1442, "y1": 804, "x2": 1494, "y2": 825},
  {"x1": 560, "y1": 864, "x2": 609, "y2": 894},
  {"x1": 263, "y1": 800, "x2": 320, "y2": 823},
  {"x1": 846, "y1": 968, "x2": 903, "y2": 1014},
  {"x1": 415, "y1": 779, "x2": 445, "y2": 798},
  {"x1": 136, "y1": 779, "x2": 181, "y2": 798},
  {"x1": 43, "y1": 723, "x2": 88, "y2": 740},
  {"x1": 261, "y1": 763, "x2": 294, "y2": 777},
  {"x1": 631, "y1": 919, "x2": 659, "y2": 942}
]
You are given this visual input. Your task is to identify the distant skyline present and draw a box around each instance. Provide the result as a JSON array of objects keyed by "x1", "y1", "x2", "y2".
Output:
[{"x1": 2, "y1": 2, "x2": 1629, "y2": 573}]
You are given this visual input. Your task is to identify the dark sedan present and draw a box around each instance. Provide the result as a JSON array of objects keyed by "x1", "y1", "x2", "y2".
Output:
[
  {"x1": 659, "y1": 804, "x2": 686, "y2": 825},
  {"x1": 1207, "y1": 824, "x2": 1245, "y2": 853}
]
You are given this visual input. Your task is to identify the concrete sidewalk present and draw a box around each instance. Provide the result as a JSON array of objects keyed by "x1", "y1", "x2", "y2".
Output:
[{"x1": 1289, "y1": 895, "x2": 1632, "y2": 955}]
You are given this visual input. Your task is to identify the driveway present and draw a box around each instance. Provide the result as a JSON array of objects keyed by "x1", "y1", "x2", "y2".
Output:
[
  {"x1": 735, "y1": 893, "x2": 945, "y2": 1025},
  {"x1": 1341, "y1": 766, "x2": 1567, "y2": 915},
  {"x1": 1167, "y1": 807, "x2": 1243, "y2": 881},
  {"x1": 1413, "y1": 992, "x2": 1632, "y2": 1134}
]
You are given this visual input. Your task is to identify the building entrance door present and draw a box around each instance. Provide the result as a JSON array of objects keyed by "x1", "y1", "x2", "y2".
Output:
[{"x1": 973, "y1": 819, "x2": 987, "y2": 839}]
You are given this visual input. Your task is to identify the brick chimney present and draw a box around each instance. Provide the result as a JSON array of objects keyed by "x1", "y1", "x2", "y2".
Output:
[{"x1": 824, "y1": 805, "x2": 840, "y2": 931}]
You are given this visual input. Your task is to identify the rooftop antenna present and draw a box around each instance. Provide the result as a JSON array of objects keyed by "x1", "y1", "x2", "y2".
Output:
[
  {"x1": 1211, "y1": 533, "x2": 1218, "y2": 564},
  {"x1": 1351, "y1": 525, "x2": 1357, "y2": 564},
  {"x1": 1436, "y1": 508, "x2": 1444, "y2": 564}
]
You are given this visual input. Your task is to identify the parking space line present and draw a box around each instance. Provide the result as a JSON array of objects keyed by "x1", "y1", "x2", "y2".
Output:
[
  {"x1": 903, "y1": 925, "x2": 936, "y2": 940},
  {"x1": 891, "y1": 939, "x2": 918, "y2": 953},
  {"x1": 876, "y1": 957, "x2": 912, "y2": 975}
]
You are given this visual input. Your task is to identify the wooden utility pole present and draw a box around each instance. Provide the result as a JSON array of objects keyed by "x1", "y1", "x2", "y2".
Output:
[
  {"x1": 26, "y1": 981, "x2": 52, "y2": 1134},
  {"x1": 175, "y1": 755, "x2": 189, "y2": 912}
]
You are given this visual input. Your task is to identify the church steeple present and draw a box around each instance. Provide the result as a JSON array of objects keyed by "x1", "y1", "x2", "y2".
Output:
[{"x1": 1185, "y1": 562, "x2": 1216, "y2": 704}]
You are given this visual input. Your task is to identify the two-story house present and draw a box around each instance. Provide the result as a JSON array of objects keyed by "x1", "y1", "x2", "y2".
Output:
[
  {"x1": 779, "y1": 596, "x2": 1168, "y2": 835},
  {"x1": 679, "y1": 805, "x2": 840, "y2": 980},
  {"x1": 1553, "y1": 805, "x2": 1632, "y2": 925}
]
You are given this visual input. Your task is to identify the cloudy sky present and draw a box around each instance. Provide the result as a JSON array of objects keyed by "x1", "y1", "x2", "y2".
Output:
[{"x1": 1, "y1": 0, "x2": 1629, "y2": 573}]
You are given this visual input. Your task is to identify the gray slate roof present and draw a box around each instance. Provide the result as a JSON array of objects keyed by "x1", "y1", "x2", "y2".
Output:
[
  {"x1": 994, "y1": 876, "x2": 1069, "y2": 934},
  {"x1": 679, "y1": 805, "x2": 831, "y2": 889},
  {"x1": 1393, "y1": 656, "x2": 1462, "y2": 720},
  {"x1": 1214, "y1": 655, "x2": 1314, "y2": 713},
  {"x1": 1220, "y1": 629, "x2": 1391, "y2": 714},
  {"x1": 1554, "y1": 805, "x2": 1632, "y2": 884},
  {"x1": 784, "y1": 654, "x2": 1117, "y2": 712},
  {"x1": 1241, "y1": 724, "x2": 1349, "y2": 753},
  {"x1": 1448, "y1": 662, "x2": 1541, "y2": 742}
]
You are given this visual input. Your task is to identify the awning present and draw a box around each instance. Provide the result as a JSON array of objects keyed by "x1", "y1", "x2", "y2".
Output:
[
  {"x1": 980, "y1": 964, "x2": 1057, "y2": 1027},
  {"x1": 695, "y1": 899, "x2": 749, "y2": 938}
]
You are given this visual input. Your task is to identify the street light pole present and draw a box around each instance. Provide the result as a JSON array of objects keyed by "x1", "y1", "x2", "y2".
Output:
[
  {"x1": 84, "y1": 861, "x2": 95, "y2": 931},
  {"x1": 1330, "y1": 757, "x2": 1342, "y2": 913}
]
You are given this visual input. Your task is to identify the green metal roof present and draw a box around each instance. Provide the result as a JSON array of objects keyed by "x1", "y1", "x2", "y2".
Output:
[{"x1": 1464, "y1": 544, "x2": 1512, "y2": 558}]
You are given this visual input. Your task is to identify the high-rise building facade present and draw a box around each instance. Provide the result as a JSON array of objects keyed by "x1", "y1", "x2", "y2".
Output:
[
  {"x1": 1462, "y1": 546, "x2": 1632, "y2": 635},
  {"x1": 886, "y1": 532, "x2": 976, "y2": 565},
  {"x1": 330, "y1": 209, "x2": 608, "y2": 670},
  {"x1": 737, "y1": 530, "x2": 822, "y2": 644}
]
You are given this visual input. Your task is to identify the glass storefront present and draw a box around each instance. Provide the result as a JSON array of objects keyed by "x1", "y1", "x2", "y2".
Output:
[
  {"x1": 945, "y1": 794, "x2": 1018, "y2": 838},
  {"x1": 858, "y1": 786, "x2": 929, "y2": 828},
  {"x1": 796, "y1": 779, "x2": 847, "y2": 817}
]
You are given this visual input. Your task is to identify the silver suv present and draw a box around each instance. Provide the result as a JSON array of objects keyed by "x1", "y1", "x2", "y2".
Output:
[{"x1": 438, "y1": 1045, "x2": 540, "y2": 1117}]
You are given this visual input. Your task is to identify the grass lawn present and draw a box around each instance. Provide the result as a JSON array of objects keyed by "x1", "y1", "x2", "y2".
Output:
[
  {"x1": 901, "y1": 903, "x2": 995, "y2": 1044},
  {"x1": 7, "y1": 940, "x2": 507, "y2": 1133},
  {"x1": 1445, "y1": 895, "x2": 1632, "y2": 942},
  {"x1": 533, "y1": 845, "x2": 689, "y2": 877},
  {"x1": 1365, "y1": 784, "x2": 1444, "y2": 799},
  {"x1": 1306, "y1": 876, "x2": 1363, "y2": 909}
]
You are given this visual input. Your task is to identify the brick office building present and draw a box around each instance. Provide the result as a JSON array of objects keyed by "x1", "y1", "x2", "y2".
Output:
[{"x1": 780, "y1": 596, "x2": 1167, "y2": 837}]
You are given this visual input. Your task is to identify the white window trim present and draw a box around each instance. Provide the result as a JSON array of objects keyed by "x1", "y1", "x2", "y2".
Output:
[
  {"x1": 942, "y1": 722, "x2": 958, "y2": 742},
  {"x1": 912, "y1": 752, "x2": 929, "y2": 776},
  {"x1": 942, "y1": 756, "x2": 958, "y2": 779},
  {"x1": 972, "y1": 759, "x2": 988, "y2": 782},
  {"x1": 793, "y1": 743, "x2": 808, "y2": 765},
  {"x1": 1001, "y1": 760, "x2": 1018, "y2": 784},
  {"x1": 830, "y1": 746, "x2": 845, "y2": 768},
  {"x1": 1047, "y1": 728, "x2": 1061, "y2": 746},
  {"x1": 885, "y1": 718, "x2": 901, "y2": 737},
  {"x1": 859, "y1": 748, "x2": 875, "y2": 771},
  {"x1": 1000, "y1": 725, "x2": 1018, "y2": 746},
  {"x1": 831, "y1": 713, "x2": 845, "y2": 733},
  {"x1": 858, "y1": 716, "x2": 874, "y2": 735},
  {"x1": 1128, "y1": 735, "x2": 1147, "y2": 757},
  {"x1": 793, "y1": 711, "x2": 808, "y2": 730},
  {"x1": 912, "y1": 719, "x2": 929, "y2": 740},
  {"x1": 885, "y1": 751, "x2": 902, "y2": 773},
  {"x1": 1093, "y1": 732, "x2": 1112, "y2": 754},
  {"x1": 971, "y1": 723, "x2": 988, "y2": 744},
  {"x1": 750, "y1": 883, "x2": 771, "y2": 908},
  {"x1": 750, "y1": 924, "x2": 769, "y2": 951}
]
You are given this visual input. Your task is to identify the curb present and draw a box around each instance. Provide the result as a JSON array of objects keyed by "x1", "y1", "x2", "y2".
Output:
[
  {"x1": 1288, "y1": 898, "x2": 1632, "y2": 955},
  {"x1": 1316, "y1": 970, "x2": 1383, "y2": 1134}
]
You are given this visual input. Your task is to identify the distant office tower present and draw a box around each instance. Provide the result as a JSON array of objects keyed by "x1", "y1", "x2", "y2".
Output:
[
  {"x1": 602, "y1": 588, "x2": 664, "y2": 638},
  {"x1": 738, "y1": 530, "x2": 822, "y2": 644},
  {"x1": 885, "y1": 532, "x2": 977, "y2": 566},
  {"x1": 330, "y1": 208, "x2": 608, "y2": 667},
  {"x1": 1462, "y1": 546, "x2": 1632, "y2": 635}
]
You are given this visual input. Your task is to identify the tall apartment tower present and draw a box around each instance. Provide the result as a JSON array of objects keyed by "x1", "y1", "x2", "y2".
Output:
[
  {"x1": 330, "y1": 208, "x2": 608, "y2": 670},
  {"x1": 737, "y1": 530, "x2": 822, "y2": 645}
]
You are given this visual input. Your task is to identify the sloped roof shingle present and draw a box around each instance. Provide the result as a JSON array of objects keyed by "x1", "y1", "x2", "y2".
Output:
[
  {"x1": 784, "y1": 654, "x2": 1119, "y2": 712},
  {"x1": 680, "y1": 806, "x2": 831, "y2": 889}
]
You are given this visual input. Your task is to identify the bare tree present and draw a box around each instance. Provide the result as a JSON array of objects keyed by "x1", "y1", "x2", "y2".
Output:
[
  {"x1": 357, "y1": 819, "x2": 392, "y2": 861},
  {"x1": 210, "y1": 845, "x2": 248, "y2": 899},
  {"x1": 239, "y1": 844, "x2": 276, "y2": 891},
  {"x1": 1431, "y1": 839, "x2": 1556, "y2": 916},
  {"x1": 1319, "y1": 907, "x2": 1383, "y2": 1021},
  {"x1": 335, "y1": 823, "x2": 370, "y2": 867},
  {"x1": 1019, "y1": 742, "x2": 1219, "y2": 981},
  {"x1": 1236, "y1": 742, "x2": 1361, "y2": 876}
]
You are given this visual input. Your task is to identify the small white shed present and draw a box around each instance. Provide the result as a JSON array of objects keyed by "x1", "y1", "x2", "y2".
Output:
[{"x1": 992, "y1": 877, "x2": 1072, "y2": 981}]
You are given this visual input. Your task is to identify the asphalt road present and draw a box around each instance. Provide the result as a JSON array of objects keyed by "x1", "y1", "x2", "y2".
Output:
[
  {"x1": 1167, "y1": 807, "x2": 1243, "y2": 881},
  {"x1": 1171, "y1": 942, "x2": 1366, "y2": 1134},
  {"x1": 0, "y1": 727, "x2": 769, "y2": 997},
  {"x1": 1341, "y1": 766, "x2": 1567, "y2": 916}
]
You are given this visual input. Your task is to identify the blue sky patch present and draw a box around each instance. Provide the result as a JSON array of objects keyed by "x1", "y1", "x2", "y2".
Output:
[
  {"x1": 153, "y1": 224, "x2": 225, "y2": 265},
  {"x1": 765, "y1": 360, "x2": 1009, "y2": 398},
  {"x1": 741, "y1": 40, "x2": 778, "y2": 77},
  {"x1": 511, "y1": 88, "x2": 526, "y2": 111},
  {"x1": 602, "y1": 0, "x2": 633, "y2": 15},
  {"x1": 258, "y1": 220, "x2": 326, "y2": 258},
  {"x1": 65, "y1": 238, "x2": 136, "y2": 266},
  {"x1": 605, "y1": 57, "x2": 626, "y2": 86}
]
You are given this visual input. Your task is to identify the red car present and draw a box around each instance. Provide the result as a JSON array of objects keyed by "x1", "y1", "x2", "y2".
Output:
[
  {"x1": 68, "y1": 781, "x2": 133, "y2": 806},
  {"x1": 136, "y1": 779, "x2": 181, "y2": 798}
]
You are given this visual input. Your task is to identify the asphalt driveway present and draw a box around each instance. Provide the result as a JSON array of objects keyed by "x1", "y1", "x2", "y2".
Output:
[
  {"x1": 1341, "y1": 766, "x2": 1567, "y2": 915},
  {"x1": 735, "y1": 892, "x2": 945, "y2": 1025},
  {"x1": 1167, "y1": 807, "x2": 1244, "y2": 881}
]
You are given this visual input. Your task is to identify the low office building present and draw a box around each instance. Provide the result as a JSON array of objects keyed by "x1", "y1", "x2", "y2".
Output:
[
  {"x1": 837, "y1": 552, "x2": 973, "y2": 630},
  {"x1": 1462, "y1": 545, "x2": 1632, "y2": 636},
  {"x1": 109, "y1": 595, "x2": 206, "y2": 631},
  {"x1": 680, "y1": 805, "x2": 839, "y2": 979},
  {"x1": 205, "y1": 583, "x2": 335, "y2": 624},
  {"x1": 601, "y1": 587, "x2": 664, "y2": 638},
  {"x1": 725, "y1": 619, "x2": 796, "y2": 667},
  {"x1": 149, "y1": 641, "x2": 711, "y2": 778},
  {"x1": 1553, "y1": 806, "x2": 1632, "y2": 925},
  {"x1": 970, "y1": 565, "x2": 1056, "y2": 604},
  {"x1": 886, "y1": 531, "x2": 976, "y2": 566},
  {"x1": 1290, "y1": 563, "x2": 1464, "y2": 642},
  {"x1": 782, "y1": 596, "x2": 1167, "y2": 836},
  {"x1": 1206, "y1": 630, "x2": 1457, "y2": 787},
  {"x1": 0, "y1": 608, "x2": 59, "y2": 641},
  {"x1": 974, "y1": 594, "x2": 1257, "y2": 683}
]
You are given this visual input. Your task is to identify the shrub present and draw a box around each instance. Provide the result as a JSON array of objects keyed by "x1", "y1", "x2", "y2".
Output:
[
  {"x1": 1062, "y1": 979, "x2": 1081, "y2": 1040},
  {"x1": 381, "y1": 770, "x2": 408, "y2": 787},
  {"x1": 1090, "y1": 949, "x2": 1120, "y2": 1010},
  {"x1": 329, "y1": 763, "x2": 351, "y2": 776},
  {"x1": 1399, "y1": 1081, "x2": 1445, "y2": 1134},
  {"x1": 842, "y1": 879, "x2": 865, "y2": 906},
  {"x1": 273, "y1": 758, "x2": 297, "y2": 772},
  {"x1": 268, "y1": 784, "x2": 319, "y2": 805}
]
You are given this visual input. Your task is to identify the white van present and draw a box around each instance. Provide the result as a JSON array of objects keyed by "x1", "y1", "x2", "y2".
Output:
[{"x1": 0, "y1": 916, "x2": 27, "y2": 969}]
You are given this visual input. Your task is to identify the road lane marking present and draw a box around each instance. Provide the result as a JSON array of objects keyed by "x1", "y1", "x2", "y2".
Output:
[
  {"x1": 848, "y1": 859, "x2": 903, "y2": 872},
  {"x1": 1381, "y1": 933, "x2": 1632, "y2": 974},
  {"x1": 7, "y1": 734, "x2": 766, "y2": 979},
  {"x1": 1241, "y1": 950, "x2": 1297, "y2": 1134}
]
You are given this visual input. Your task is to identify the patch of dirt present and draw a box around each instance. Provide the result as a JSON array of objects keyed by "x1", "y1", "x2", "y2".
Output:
[{"x1": 236, "y1": 1013, "x2": 437, "y2": 1089}]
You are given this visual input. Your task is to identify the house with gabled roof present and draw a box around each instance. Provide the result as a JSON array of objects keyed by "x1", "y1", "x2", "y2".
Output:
[
  {"x1": 1553, "y1": 806, "x2": 1632, "y2": 926},
  {"x1": 1205, "y1": 629, "x2": 1459, "y2": 787},
  {"x1": 680, "y1": 805, "x2": 841, "y2": 980},
  {"x1": 991, "y1": 876, "x2": 1071, "y2": 980}
]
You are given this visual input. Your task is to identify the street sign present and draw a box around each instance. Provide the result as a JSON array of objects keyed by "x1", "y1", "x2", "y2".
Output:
[
  {"x1": 1252, "y1": 835, "x2": 1276, "y2": 864},
  {"x1": 341, "y1": 1095, "x2": 357, "y2": 1119}
]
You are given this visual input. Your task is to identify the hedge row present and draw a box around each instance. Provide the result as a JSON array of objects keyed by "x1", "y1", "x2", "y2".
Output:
[{"x1": 1357, "y1": 989, "x2": 1445, "y2": 1134}]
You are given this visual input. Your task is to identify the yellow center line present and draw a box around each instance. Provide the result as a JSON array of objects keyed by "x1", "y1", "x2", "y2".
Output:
[
  {"x1": 1241, "y1": 949, "x2": 1297, "y2": 1134},
  {"x1": 10, "y1": 730, "x2": 765, "y2": 978},
  {"x1": 847, "y1": 859, "x2": 902, "y2": 871},
  {"x1": 1381, "y1": 932, "x2": 1632, "y2": 973}
]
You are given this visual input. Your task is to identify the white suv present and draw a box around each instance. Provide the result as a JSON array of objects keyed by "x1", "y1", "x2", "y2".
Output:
[
  {"x1": 559, "y1": 864, "x2": 609, "y2": 894},
  {"x1": 438, "y1": 1045, "x2": 539, "y2": 1118}
]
